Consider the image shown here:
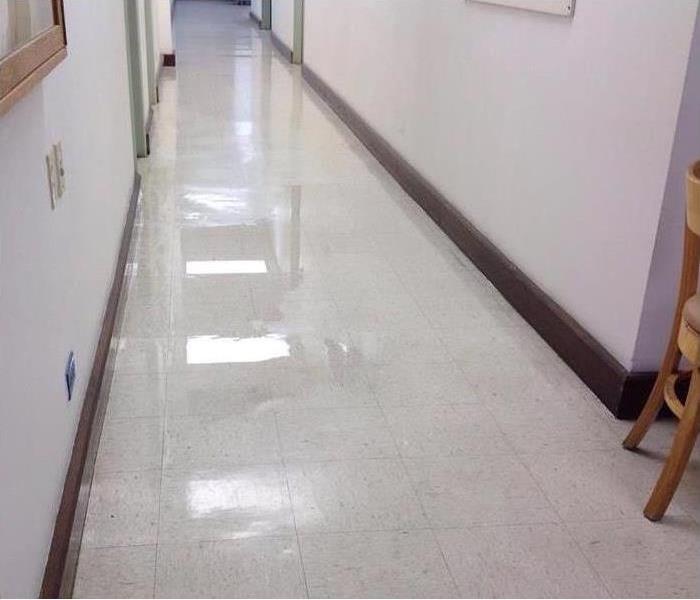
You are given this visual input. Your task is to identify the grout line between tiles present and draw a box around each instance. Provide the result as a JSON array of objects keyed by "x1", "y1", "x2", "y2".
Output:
[
  {"x1": 374, "y1": 398, "x2": 462, "y2": 596},
  {"x1": 273, "y1": 411, "x2": 311, "y2": 599},
  {"x1": 513, "y1": 450, "x2": 614, "y2": 597}
]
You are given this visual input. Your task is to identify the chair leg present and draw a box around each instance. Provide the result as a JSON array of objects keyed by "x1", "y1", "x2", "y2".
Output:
[
  {"x1": 623, "y1": 348, "x2": 680, "y2": 450},
  {"x1": 626, "y1": 224, "x2": 700, "y2": 449},
  {"x1": 643, "y1": 368, "x2": 700, "y2": 521}
]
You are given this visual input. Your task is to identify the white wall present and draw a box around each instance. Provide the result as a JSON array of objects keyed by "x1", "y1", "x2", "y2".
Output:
[
  {"x1": 251, "y1": 0, "x2": 262, "y2": 21},
  {"x1": 272, "y1": 0, "x2": 294, "y2": 52},
  {"x1": 157, "y1": 0, "x2": 174, "y2": 55},
  {"x1": 304, "y1": 0, "x2": 700, "y2": 370},
  {"x1": 633, "y1": 9, "x2": 700, "y2": 370},
  {"x1": 0, "y1": 1, "x2": 134, "y2": 597}
]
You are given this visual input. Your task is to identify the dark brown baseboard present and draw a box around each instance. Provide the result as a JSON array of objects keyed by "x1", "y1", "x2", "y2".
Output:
[
  {"x1": 249, "y1": 10, "x2": 261, "y2": 27},
  {"x1": 163, "y1": 53, "x2": 176, "y2": 67},
  {"x1": 302, "y1": 64, "x2": 653, "y2": 420},
  {"x1": 271, "y1": 30, "x2": 292, "y2": 63},
  {"x1": 619, "y1": 372, "x2": 662, "y2": 419},
  {"x1": 40, "y1": 173, "x2": 142, "y2": 598}
]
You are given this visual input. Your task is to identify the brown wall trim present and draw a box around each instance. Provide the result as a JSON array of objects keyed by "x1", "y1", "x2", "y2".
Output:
[
  {"x1": 302, "y1": 64, "x2": 652, "y2": 420},
  {"x1": 163, "y1": 53, "x2": 176, "y2": 67},
  {"x1": 249, "y1": 10, "x2": 262, "y2": 27},
  {"x1": 0, "y1": 47, "x2": 66, "y2": 117},
  {"x1": 271, "y1": 30, "x2": 293, "y2": 63},
  {"x1": 40, "y1": 173, "x2": 142, "y2": 598}
]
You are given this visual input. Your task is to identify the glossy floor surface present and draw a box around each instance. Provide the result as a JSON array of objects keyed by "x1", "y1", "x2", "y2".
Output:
[{"x1": 74, "y1": 2, "x2": 700, "y2": 598}]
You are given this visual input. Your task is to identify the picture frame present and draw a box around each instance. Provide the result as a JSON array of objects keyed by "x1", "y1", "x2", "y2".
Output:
[
  {"x1": 472, "y1": 0, "x2": 574, "y2": 17},
  {"x1": 0, "y1": 0, "x2": 67, "y2": 116}
]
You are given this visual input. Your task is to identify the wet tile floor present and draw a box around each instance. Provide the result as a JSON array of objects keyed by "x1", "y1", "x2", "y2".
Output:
[{"x1": 74, "y1": 1, "x2": 700, "y2": 597}]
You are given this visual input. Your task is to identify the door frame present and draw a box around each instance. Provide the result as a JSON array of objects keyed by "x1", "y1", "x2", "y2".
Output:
[
  {"x1": 124, "y1": 0, "x2": 148, "y2": 158},
  {"x1": 261, "y1": 0, "x2": 271, "y2": 30},
  {"x1": 292, "y1": 0, "x2": 304, "y2": 64},
  {"x1": 144, "y1": 0, "x2": 158, "y2": 106}
]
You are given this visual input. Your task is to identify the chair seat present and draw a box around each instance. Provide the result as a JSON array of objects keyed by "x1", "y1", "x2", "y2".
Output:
[{"x1": 683, "y1": 294, "x2": 700, "y2": 332}]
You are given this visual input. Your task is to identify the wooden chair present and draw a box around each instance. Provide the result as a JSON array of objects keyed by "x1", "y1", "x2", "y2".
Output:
[{"x1": 623, "y1": 160, "x2": 700, "y2": 521}]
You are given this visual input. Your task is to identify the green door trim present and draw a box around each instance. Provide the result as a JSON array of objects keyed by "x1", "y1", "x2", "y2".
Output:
[
  {"x1": 292, "y1": 0, "x2": 304, "y2": 64},
  {"x1": 144, "y1": 0, "x2": 158, "y2": 106},
  {"x1": 124, "y1": 0, "x2": 147, "y2": 158},
  {"x1": 261, "y1": 0, "x2": 271, "y2": 30}
]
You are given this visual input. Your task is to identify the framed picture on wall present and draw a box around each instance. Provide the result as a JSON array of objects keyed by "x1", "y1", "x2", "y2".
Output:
[
  {"x1": 0, "y1": 0, "x2": 67, "y2": 116},
  {"x1": 472, "y1": 0, "x2": 574, "y2": 17}
]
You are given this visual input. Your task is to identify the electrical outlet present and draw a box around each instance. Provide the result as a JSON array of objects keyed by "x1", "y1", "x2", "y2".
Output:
[
  {"x1": 46, "y1": 152, "x2": 58, "y2": 209},
  {"x1": 65, "y1": 351, "x2": 76, "y2": 401},
  {"x1": 53, "y1": 142, "x2": 66, "y2": 197}
]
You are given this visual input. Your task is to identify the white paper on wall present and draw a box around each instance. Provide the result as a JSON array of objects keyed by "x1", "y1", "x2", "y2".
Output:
[{"x1": 472, "y1": 0, "x2": 574, "y2": 17}]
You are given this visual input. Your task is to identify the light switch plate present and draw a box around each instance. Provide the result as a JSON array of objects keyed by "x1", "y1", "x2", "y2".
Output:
[
  {"x1": 46, "y1": 153, "x2": 58, "y2": 209},
  {"x1": 53, "y1": 142, "x2": 65, "y2": 197}
]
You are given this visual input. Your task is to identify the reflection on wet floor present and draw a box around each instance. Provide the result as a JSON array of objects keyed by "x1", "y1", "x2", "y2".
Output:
[{"x1": 73, "y1": 1, "x2": 700, "y2": 598}]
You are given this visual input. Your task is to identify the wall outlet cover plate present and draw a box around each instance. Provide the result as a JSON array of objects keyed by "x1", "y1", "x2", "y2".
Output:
[
  {"x1": 46, "y1": 154, "x2": 58, "y2": 209},
  {"x1": 53, "y1": 142, "x2": 65, "y2": 197}
]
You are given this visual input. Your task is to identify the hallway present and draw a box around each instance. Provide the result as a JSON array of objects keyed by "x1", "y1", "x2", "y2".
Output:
[{"x1": 73, "y1": 1, "x2": 700, "y2": 597}]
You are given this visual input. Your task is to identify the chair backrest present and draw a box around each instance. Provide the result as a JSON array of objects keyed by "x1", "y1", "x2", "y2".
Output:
[
  {"x1": 672, "y1": 161, "x2": 700, "y2": 315},
  {"x1": 687, "y1": 160, "x2": 700, "y2": 235}
]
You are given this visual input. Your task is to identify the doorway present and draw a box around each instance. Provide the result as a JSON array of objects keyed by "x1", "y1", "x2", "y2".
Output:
[
  {"x1": 262, "y1": 0, "x2": 271, "y2": 30},
  {"x1": 292, "y1": 0, "x2": 304, "y2": 64},
  {"x1": 123, "y1": 0, "x2": 149, "y2": 158},
  {"x1": 143, "y1": 0, "x2": 158, "y2": 107}
]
